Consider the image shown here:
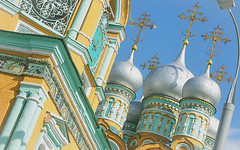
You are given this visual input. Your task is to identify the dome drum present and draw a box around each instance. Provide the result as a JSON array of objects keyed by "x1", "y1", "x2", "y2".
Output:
[
  {"x1": 173, "y1": 97, "x2": 214, "y2": 145},
  {"x1": 180, "y1": 98, "x2": 216, "y2": 116},
  {"x1": 142, "y1": 96, "x2": 180, "y2": 115},
  {"x1": 136, "y1": 102, "x2": 179, "y2": 140},
  {"x1": 105, "y1": 83, "x2": 136, "y2": 102}
]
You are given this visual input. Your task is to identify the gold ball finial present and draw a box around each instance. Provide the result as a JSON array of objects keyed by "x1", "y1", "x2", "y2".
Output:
[
  {"x1": 131, "y1": 44, "x2": 137, "y2": 51},
  {"x1": 207, "y1": 59, "x2": 213, "y2": 66},
  {"x1": 183, "y1": 39, "x2": 189, "y2": 46}
]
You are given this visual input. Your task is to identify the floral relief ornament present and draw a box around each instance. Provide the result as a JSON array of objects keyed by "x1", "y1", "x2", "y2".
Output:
[{"x1": 35, "y1": 0, "x2": 70, "y2": 20}]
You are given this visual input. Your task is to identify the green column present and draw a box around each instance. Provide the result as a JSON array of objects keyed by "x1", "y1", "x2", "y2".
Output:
[
  {"x1": 7, "y1": 92, "x2": 40, "y2": 150},
  {"x1": 0, "y1": 90, "x2": 27, "y2": 150},
  {"x1": 68, "y1": 0, "x2": 92, "y2": 39},
  {"x1": 114, "y1": 0, "x2": 121, "y2": 23},
  {"x1": 19, "y1": 103, "x2": 44, "y2": 150},
  {"x1": 96, "y1": 39, "x2": 117, "y2": 86}
]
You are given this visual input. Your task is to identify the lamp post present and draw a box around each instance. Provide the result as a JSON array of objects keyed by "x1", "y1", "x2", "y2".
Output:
[{"x1": 214, "y1": 0, "x2": 240, "y2": 150}]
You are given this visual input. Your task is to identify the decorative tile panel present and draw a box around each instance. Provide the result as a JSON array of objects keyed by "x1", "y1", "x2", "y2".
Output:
[
  {"x1": 0, "y1": 53, "x2": 90, "y2": 149},
  {"x1": 89, "y1": 10, "x2": 109, "y2": 74}
]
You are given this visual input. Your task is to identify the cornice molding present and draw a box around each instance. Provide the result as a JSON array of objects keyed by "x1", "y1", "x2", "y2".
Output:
[
  {"x1": 108, "y1": 22, "x2": 127, "y2": 42},
  {"x1": 0, "y1": 0, "x2": 20, "y2": 16},
  {"x1": 0, "y1": 31, "x2": 110, "y2": 150}
]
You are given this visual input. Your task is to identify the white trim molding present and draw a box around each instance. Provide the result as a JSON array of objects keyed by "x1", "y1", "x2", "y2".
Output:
[{"x1": 15, "y1": 20, "x2": 46, "y2": 35}]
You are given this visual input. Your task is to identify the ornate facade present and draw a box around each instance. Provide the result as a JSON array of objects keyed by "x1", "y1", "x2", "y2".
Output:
[{"x1": 0, "y1": 0, "x2": 130, "y2": 149}]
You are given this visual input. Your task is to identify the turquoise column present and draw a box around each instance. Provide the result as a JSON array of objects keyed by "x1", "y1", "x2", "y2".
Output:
[
  {"x1": 114, "y1": 0, "x2": 121, "y2": 23},
  {"x1": 96, "y1": 38, "x2": 118, "y2": 86},
  {"x1": 68, "y1": 0, "x2": 92, "y2": 39},
  {"x1": 0, "y1": 90, "x2": 27, "y2": 150},
  {"x1": 6, "y1": 82, "x2": 48, "y2": 150},
  {"x1": 19, "y1": 97, "x2": 46, "y2": 150},
  {"x1": 7, "y1": 92, "x2": 39, "y2": 150}
]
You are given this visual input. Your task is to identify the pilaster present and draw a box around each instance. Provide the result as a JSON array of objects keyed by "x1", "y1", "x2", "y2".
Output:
[
  {"x1": 0, "y1": 81, "x2": 48, "y2": 150},
  {"x1": 96, "y1": 38, "x2": 118, "y2": 86}
]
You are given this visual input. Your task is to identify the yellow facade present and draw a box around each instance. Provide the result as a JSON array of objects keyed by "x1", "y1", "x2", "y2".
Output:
[{"x1": 0, "y1": 0, "x2": 130, "y2": 149}]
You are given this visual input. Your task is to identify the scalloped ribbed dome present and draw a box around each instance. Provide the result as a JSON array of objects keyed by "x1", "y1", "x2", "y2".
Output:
[
  {"x1": 107, "y1": 51, "x2": 143, "y2": 92},
  {"x1": 207, "y1": 116, "x2": 219, "y2": 139},
  {"x1": 182, "y1": 67, "x2": 221, "y2": 107},
  {"x1": 143, "y1": 45, "x2": 194, "y2": 100},
  {"x1": 126, "y1": 98, "x2": 143, "y2": 124}
]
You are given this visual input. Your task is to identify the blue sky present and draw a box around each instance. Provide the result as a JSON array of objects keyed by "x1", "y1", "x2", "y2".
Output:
[{"x1": 114, "y1": 0, "x2": 240, "y2": 149}]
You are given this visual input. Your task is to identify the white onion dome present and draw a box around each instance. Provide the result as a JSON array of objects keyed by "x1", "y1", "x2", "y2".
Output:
[
  {"x1": 126, "y1": 97, "x2": 143, "y2": 124},
  {"x1": 143, "y1": 44, "x2": 194, "y2": 100},
  {"x1": 182, "y1": 66, "x2": 221, "y2": 107},
  {"x1": 107, "y1": 51, "x2": 143, "y2": 92},
  {"x1": 207, "y1": 116, "x2": 219, "y2": 139}
]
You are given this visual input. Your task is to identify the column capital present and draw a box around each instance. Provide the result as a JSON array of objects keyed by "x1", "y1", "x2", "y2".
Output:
[{"x1": 20, "y1": 81, "x2": 49, "y2": 105}]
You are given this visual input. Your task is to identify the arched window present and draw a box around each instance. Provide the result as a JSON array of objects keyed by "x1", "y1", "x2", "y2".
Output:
[
  {"x1": 106, "y1": 98, "x2": 114, "y2": 116},
  {"x1": 152, "y1": 114, "x2": 160, "y2": 131},
  {"x1": 187, "y1": 114, "x2": 195, "y2": 134}
]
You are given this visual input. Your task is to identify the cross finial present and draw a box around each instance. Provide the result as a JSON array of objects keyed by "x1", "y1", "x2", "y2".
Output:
[
  {"x1": 210, "y1": 65, "x2": 233, "y2": 85},
  {"x1": 140, "y1": 54, "x2": 160, "y2": 71},
  {"x1": 178, "y1": 3, "x2": 208, "y2": 44},
  {"x1": 129, "y1": 11, "x2": 156, "y2": 51},
  {"x1": 202, "y1": 25, "x2": 231, "y2": 66}
]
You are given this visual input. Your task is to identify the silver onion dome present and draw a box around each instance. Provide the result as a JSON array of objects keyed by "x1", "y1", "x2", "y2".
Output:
[
  {"x1": 207, "y1": 116, "x2": 219, "y2": 139},
  {"x1": 143, "y1": 45, "x2": 194, "y2": 100},
  {"x1": 107, "y1": 51, "x2": 143, "y2": 92},
  {"x1": 126, "y1": 96, "x2": 143, "y2": 124},
  {"x1": 182, "y1": 67, "x2": 221, "y2": 107}
]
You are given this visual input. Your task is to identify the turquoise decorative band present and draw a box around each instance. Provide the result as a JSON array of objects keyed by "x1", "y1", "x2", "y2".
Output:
[{"x1": 0, "y1": 53, "x2": 90, "y2": 149}]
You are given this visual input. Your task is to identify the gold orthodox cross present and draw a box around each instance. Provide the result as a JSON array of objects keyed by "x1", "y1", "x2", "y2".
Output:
[
  {"x1": 178, "y1": 3, "x2": 208, "y2": 41},
  {"x1": 210, "y1": 65, "x2": 233, "y2": 85},
  {"x1": 202, "y1": 25, "x2": 231, "y2": 60},
  {"x1": 140, "y1": 54, "x2": 160, "y2": 71},
  {"x1": 129, "y1": 11, "x2": 156, "y2": 47}
]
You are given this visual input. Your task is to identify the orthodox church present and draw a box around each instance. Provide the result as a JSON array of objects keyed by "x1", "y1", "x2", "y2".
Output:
[{"x1": 0, "y1": 0, "x2": 226, "y2": 150}]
